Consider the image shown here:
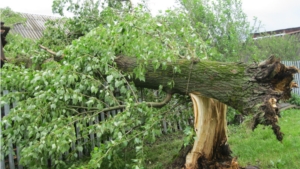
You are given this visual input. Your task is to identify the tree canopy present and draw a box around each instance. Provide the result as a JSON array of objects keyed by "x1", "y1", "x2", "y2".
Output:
[{"x1": 1, "y1": 4, "x2": 208, "y2": 168}]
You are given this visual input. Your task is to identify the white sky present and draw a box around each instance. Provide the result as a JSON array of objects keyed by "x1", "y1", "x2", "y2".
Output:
[{"x1": 0, "y1": 0, "x2": 300, "y2": 32}]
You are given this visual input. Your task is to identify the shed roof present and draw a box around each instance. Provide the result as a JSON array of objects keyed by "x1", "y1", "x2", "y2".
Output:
[
  {"x1": 11, "y1": 13, "x2": 59, "y2": 40},
  {"x1": 253, "y1": 26, "x2": 300, "y2": 39}
]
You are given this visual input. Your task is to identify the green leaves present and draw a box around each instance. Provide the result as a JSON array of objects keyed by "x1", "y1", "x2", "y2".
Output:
[
  {"x1": 180, "y1": 0, "x2": 257, "y2": 62},
  {"x1": 0, "y1": 7, "x2": 27, "y2": 27},
  {"x1": 1, "y1": 3, "x2": 206, "y2": 168},
  {"x1": 106, "y1": 75, "x2": 114, "y2": 83},
  {"x1": 253, "y1": 34, "x2": 300, "y2": 61},
  {"x1": 90, "y1": 85, "x2": 98, "y2": 94},
  {"x1": 183, "y1": 126, "x2": 194, "y2": 147}
]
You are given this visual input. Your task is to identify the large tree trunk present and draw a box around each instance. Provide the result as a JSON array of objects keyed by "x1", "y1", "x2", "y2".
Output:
[
  {"x1": 166, "y1": 94, "x2": 237, "y2": 169},
  {"x1": 115, "y1": 56, "x2": 299, "y2": 168},
  {"x1": 183, "y1": 94, "x2": 236, "y2": 169},
  {"x1": 115, "y1": 56, "x2": 299, "y2": 138}
]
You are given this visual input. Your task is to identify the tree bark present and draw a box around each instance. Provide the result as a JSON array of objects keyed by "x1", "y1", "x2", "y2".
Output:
[
  {"x1": 115, "y1": 56, "x2": 299, "y2": 168},
  {"x1": 115, "y1": 56, "x2": 298, "y2": 136}
]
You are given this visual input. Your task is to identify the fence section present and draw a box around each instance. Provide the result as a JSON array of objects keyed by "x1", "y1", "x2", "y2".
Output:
[
  {"x1": 281, "y1": 61, "x2": 300, "y2": 96},
  {"x1": 0, "y1": 90, "x2": 191, "y2": 169},
  {"x1": 1, "y1": 91, "x2": 23, "y2": 169}
]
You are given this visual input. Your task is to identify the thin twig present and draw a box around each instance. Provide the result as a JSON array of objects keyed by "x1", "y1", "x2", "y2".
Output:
[{"x1": 134, "y1": 26, "x2": 185, "y2": 58}]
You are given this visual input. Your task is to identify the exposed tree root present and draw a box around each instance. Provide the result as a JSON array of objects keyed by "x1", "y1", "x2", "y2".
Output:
[
  {"x1": 278, "y1": 103, "x2": 300, "y2": 111},
  {"x1": 251, "y1": 56, "x2": 299, "y2": 141},
  {"x1": 167, "y1": 94, "x2": 238, "y2": 169}
]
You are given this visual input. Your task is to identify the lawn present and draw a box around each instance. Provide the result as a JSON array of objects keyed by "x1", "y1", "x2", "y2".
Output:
[
  {"x1": 144, "y1": 109, "x2": 300, "y2": 169},
  {"x1": 67, "y1": 109, "x2": 300, "y2": 168},
  {"x1": 144, "y1": 131, "x2": 184, "y2": 169},
  {"x1": 228, "y1": 109, "x2": 300, "y2": 169}
]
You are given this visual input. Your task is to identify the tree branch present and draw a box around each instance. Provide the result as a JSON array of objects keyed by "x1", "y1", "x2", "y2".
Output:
[
  {"x1": 39, "y1": 45, "x2": 64, "y2": 61},
  {"x1": 91, "y1": 92, "x2": 172, "y2": 113},
  {"x1": 142, "y1": 92, "x2": 172, "y2": 108},
  {"x1": 39, "y1": 45, "x2": 56, "y2": 55}
]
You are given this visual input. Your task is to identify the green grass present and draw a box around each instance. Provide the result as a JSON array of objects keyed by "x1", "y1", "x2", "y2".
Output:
[
  {"x1": 144, "y1": 109, "x2": 300, "y2": 169},
  {"x1": 64, "y1": 131, "x2": 184, "y2": 168},
  {"x1": 66, "y1": 109, "x2": 300, "y2": 168},
  {"x1": 144, "y1": 132, "x2": 184, "y2": 169},
  {"x1": 228, "y1": 109, "x2": 300, "y2": 169}
]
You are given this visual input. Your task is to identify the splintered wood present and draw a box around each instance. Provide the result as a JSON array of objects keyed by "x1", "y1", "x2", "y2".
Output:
[{"x1": 184, "y1": 93, "x2": 235, "y2": 169}]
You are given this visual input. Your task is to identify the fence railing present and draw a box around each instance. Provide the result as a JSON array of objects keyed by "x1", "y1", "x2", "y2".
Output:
[{"x1": 281, "y1": 61, "x2": 300, "y2": 96}]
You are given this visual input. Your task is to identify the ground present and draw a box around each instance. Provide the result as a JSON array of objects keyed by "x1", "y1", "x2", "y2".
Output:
[
  {"x1": 146, "y1": 109, "x2": 300, "y2": 169},
  {"x1": 64, "y1": 109, "x2": 300, "y2": 168}
]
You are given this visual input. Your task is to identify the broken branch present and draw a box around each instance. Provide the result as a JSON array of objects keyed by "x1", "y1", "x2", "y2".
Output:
[
  {"x1": 39, "y1": 45, "x2": 64, "y2": 61},
  {"x1": 87, "y1": 93, "x2": 172, "y2": 113},
  {"x1": 39, "y1": 45, "x2": 56, "y2": 55}
]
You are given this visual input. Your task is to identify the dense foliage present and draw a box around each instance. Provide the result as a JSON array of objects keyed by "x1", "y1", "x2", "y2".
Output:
[
  {"x1": 180, "y1": 0, "x2": 258, "y2": 62},
  {"x1": 0, "y1": 8, "x2": 33, "y2": 58},
  {"x1": 254, "y1": 33, "x2": 300, "y2": 61},
  {"x1": 1, "y1": 4, "x2": 201, "y2": 168},
  {"x1": 0, "y1": 7, "x2": 27, "y2": 26},
  {"x1": 180, "y1": 0, "x2": 300, "y2": 62}
]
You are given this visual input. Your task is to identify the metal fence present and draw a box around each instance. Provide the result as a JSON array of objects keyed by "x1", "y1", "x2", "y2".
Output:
[{"x1": 281, "y1": 61, "x2": 300, "y2": 96}]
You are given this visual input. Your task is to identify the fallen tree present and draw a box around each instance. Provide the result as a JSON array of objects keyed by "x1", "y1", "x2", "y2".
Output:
[
  {"x1": 2, "y1": 7, "x2": 300, "y2": 168},
  {"x1": 115, "y1": 55, "x2": 299, "y2": 168},
  {"x1": 7, "y1": 54, "x2": 298, "y2": 168}
]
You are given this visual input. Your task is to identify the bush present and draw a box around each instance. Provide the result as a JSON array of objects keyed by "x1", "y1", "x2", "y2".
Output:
[
  {"x1": 287, "y1": 94, "x2": 300, "y2": 106},
  {"x1": 227, "y1": 106, "x2": 243, "y2": 125}
]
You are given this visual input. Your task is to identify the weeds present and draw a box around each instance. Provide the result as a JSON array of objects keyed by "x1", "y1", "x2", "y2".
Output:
[{"x1": 287, "y1": 94, "x2": 300, "y2": 106}]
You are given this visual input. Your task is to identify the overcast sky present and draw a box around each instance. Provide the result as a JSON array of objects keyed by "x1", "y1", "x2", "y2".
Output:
[{"x1": 1, "y1": 0, "x2": 300, "y2": 32}]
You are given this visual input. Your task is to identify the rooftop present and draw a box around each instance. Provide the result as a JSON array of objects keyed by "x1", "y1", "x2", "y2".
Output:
[
  {"x1": 11, "y1": 13, "x2": 59, "y2": 39},
  {"x1": 253, "y1": 26, "x2": 300, "y2": 39}
]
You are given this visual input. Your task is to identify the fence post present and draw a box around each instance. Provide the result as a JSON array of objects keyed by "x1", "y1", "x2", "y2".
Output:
[
  {"x1": 3, "y1": 90, "x2": 15, "y2": 169},
  {"x1": 12, "y1": 101, "x2": 23, "y2": 169},
  {"x1": 89, "y1": 119, "x2": 95, "y2": 151},
  {"x1": 1, "y1": 106, "x2": 5, "y2": 169},
  {"x1": 75, "y1": 123, "x2": 83, "y2": 158}
]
